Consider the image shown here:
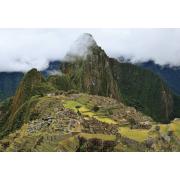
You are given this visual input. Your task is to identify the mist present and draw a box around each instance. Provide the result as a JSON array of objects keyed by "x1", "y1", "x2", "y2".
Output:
[{"x1": 0, "y1": 29, "x2": 180, "y2": 72}]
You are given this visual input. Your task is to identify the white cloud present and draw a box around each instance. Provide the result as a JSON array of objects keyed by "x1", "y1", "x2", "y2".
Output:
[{"x1": 0, "y1": 28, "x2": 180, "y2": 72}]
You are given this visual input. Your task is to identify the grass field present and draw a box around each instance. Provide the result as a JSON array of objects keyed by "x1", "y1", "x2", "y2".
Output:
[
  {"x1": 63, "y1": 100, "x2": 117, "y2": 124},
  {"x1": 159, "y1": 119, "x2": 180, "y2": 137},
  {"x1": 119, "y1": 127, "x2": 150, "y2": 142},
  {"x1": 79, "y1": 133, "x2": 116, "y2": 141}
]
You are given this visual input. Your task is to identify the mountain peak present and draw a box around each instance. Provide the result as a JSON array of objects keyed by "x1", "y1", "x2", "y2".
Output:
[{"x1": 64, "y1": 33, "x2": 98, "y2": 60}]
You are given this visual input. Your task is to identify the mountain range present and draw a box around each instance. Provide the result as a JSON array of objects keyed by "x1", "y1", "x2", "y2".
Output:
[
  {"x1": 0, "y1": 33, "x2": 179, "y2": 152},
  {"x1": 0, "y1": 60, "x2": 61, "y2": 101},
  {"x1": 137, "y1": 60, "x2": 180, "y2": 95}
]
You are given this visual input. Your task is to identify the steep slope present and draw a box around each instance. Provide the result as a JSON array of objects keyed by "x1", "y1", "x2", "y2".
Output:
[
  {"x1": 109, "y1": 59, "x2": 174, "y2": 123},
  {"x1": 0, "y1": 60, "x2": 61, "y2": 101},
  {"x1": 58, "y1": 33, "x2": 175, "y2": 123},
  {"x1": 0, "y1": 69, "x2": 56, "y2": 136},
  {"x1": 60, "y1": 33, "x2": 120, "y2": 100},
  {"x1": 61, "y1": 51, "x2": 120, "y2": 100},
  {"x1": 137, "y1": 60, "x2": 180, "y2": 95}
]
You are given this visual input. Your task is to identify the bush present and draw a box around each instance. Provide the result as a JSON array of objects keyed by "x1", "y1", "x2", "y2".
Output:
[
  {"x1": 75, "y1": 105, "x2": 81, "y2": 109},
  {"x1": 92, "y1": 105, "x2": 100, "y2": 112},
  {"x1": 155, "y1": 125, "x2": 160, "y2": 132}
]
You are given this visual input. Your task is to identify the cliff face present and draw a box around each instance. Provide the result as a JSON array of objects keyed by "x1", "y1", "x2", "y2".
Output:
[{"x1": 61, "y1": 45, "x2": 120, "y2": 100}]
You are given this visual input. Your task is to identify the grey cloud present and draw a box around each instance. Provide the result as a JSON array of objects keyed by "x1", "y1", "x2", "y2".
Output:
[{"x1": 0, "y1": 28, "x2": 180, "y2": 72}]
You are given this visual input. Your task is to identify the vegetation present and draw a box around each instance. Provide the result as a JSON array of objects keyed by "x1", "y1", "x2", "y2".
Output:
[
  {"x1": 119, "y1": 127, "x2": 150, "y2": 142},
  {"x1": 0, "y1": 91, "x2": 179, "y2": 152},
  {"x1": 109, "y1": 60, "x2": 174, "y2": 123},
  {"x1": 63, "y1": 100, "x2": 117, "y2": 124},
  {"x1": 59, "y1": 45, "x2": 178, "y2": 123},
  {"x1": 79, "y1": 133, "x2": 116, "y2": 141}
]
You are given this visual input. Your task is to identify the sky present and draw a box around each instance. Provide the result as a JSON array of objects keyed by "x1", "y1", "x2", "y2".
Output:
[{"x1": 0, "y1": 28, "x2": 180, "y2": 72}]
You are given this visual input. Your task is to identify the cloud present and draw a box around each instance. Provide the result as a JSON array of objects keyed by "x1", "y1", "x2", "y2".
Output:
[{"x1": 0, "y1": 28, "x2": 180, "y2": 72}]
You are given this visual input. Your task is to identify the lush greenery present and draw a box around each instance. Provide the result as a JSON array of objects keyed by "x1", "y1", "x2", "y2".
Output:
[
  {"x1": 59, "y1": 47, "x2": 176, "y2": 123},
  {"x1": 138, "y1": 60, "x2": 180, "y2": 95},
  {"x1": 109, "y1": 61, "x2": 174, "y2": 123}
]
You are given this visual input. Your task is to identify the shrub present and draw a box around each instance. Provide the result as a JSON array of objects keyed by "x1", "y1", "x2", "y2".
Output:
[{"x1": 92, "y1": 105, "x2": 100, "y2": 112}]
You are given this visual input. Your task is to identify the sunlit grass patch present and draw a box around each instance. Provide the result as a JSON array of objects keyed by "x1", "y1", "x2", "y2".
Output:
[
  {"x1": 170, "y1": 119, "x2": 180, "y2": 137},
  {"x1": 63, "y1": 100, "x2": 117, "y2": 124},
  {"x1": 119, "y1": 127, "x2": 149, "y2": 142},
  {"x1": 158, "y1": 119, "x2": 180, "y2": 137},
  {"x1": 95, "y1": 116, "x2": 117, "y2": 124},
  {"x1": 160, "y1": 124, "x2": 169, "y2": 134},
  {"x1": 76, "y1": 94, "x2": 91, "y2": 105},
  {"x1": 79, "y1": 133, "x2": 116, "y2": 141}
]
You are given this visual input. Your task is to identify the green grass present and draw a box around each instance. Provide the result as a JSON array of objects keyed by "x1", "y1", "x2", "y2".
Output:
[
  {"x1": 58, "y1": 136, "x2": 79, "y2": 152},
  {"x1": 170, "y1": 119, "x2": 180, "y2": 137},
  {"x1": 160, "y1": 124, "x2": 169, "y2": 134},
  {"x1": 79, "y1": 133, "x2": 116, "y2": 141},
  {"x1": 119, "y1": 127, "x2": 149, "y2": 142},
  {"x1": 63, "y1": 100, "x2": 117, "y2": 124},
  {"x1": 159, "y1": 119, "x2": 180, "y2": 137}
]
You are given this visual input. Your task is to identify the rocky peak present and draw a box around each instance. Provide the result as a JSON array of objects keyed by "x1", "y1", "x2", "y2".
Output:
[
  {"x1": 10, "y1": 68, "x2": 45, "y2": 116},
  {"x1": 60, "y1": 34, "x2": 120, "y2": 100},
  {"x1": 64, "y1": 33, "x2": 98, "y2": 61}
]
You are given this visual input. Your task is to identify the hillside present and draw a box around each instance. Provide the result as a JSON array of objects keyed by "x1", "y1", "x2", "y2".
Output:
[
  {"x1": 0, "y1": 67, "x2": 179, "y2": 151},
  {"x1": 137, "y1": 60, "x2": 180, "y2": 95},
  {"x1": 0, "y1": 69, "x2": 56, "y2": 137},
  {"x1": 109, "y1": 59, "x2": 174, "y2": 123},
  {"x1": 0, "y1": 92, "x2": 179, "y2": 152},
  {"x1": 0, "y1": 60, "x2": 61, "y2": 101}
]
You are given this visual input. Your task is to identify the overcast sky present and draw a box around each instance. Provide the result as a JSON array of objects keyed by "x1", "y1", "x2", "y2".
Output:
[{"x1": 0, "y1": 28, "x2": 180, "y2": 72}]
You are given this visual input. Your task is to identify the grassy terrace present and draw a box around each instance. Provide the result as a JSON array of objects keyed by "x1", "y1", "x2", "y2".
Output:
[
  {"x1": 160, "y1": 124, "x2": 169, "y2": 134},
  {"x1": 79, "y1": 133, "x2": 116, "y2": 141},
  {"x1": 159, "y1": 119, "x2": 180, "y2": 137},
  {"x1": 119, "y1": 127, "x2": 150, "y2": 142},
  {"x1": 170, "y1": 120, "x2": 180, "y2": 137},
  {"x1": 63, "y1": 100, "x2": 117, "y2": 124}
]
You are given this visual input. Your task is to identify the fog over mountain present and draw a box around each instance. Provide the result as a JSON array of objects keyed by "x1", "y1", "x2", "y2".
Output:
[{"x1": 1, "y1": 29, "x2": 180, "y2": 72}]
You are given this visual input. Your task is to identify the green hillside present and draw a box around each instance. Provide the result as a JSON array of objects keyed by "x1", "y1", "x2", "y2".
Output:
[{"x1": 59, "y1": 42, "x2": 176, "y2": 123}]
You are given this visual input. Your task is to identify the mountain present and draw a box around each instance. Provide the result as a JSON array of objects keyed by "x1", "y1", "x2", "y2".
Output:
[
  {"x1": 0, "y1": 72, "x2": 24, "y2": 100},
  {"x1": 60, "y1": 34, "x2": 120, "y2": 100},
  {"x1": 0, "y1": 33, "x2": 179, "y2": 151},
  {"x1": 0, "y1": 91, "x2": 179, "y2": 152},
  {"x1": 137, "y1": 60, "x2": 180, "y2": 95},
  {"x1": 0, "y1": 68, "x2": 56, "y2": 136},
  {"x1": 0, "y1": 60, "x2": 61, "y2": 101},
  {"x1": 54, "y1": 33, "x2": 176, "y2": 123}
]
